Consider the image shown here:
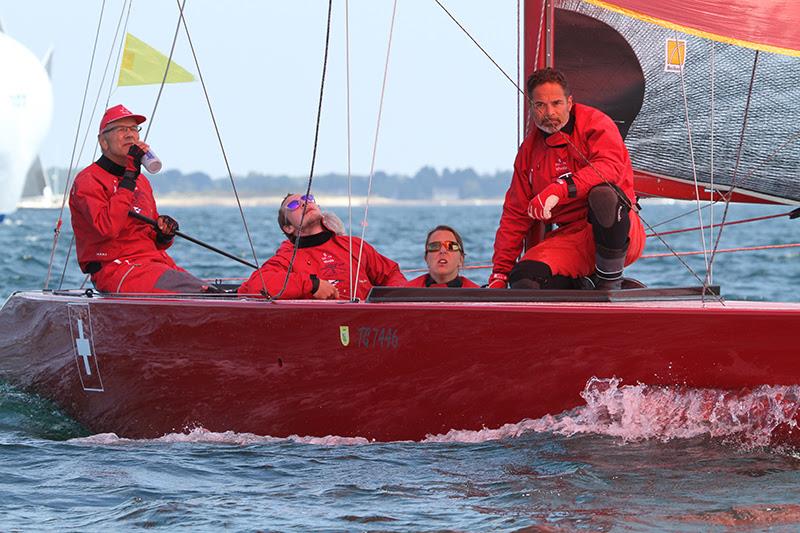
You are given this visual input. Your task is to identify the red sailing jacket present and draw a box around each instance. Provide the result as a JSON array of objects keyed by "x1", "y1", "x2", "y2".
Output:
[
  {"x1": 70, "y1": 157, "x2": 172, "y2": 273},
  {"x1": 238, "y1": 232, "x2": 407, "y2": 300},
  {"x1": 492, "y1": 103, "x2": 638, "y2": 275},
  {"x1": 405, "y1": 274, "x2": 480, "y2": 288}
]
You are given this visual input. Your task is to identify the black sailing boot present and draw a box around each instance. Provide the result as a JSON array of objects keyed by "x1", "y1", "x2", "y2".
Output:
[
  {"x1": 586, "y1": 184, "x2": 631, "y2": 291},
  {"x1": 591, "y1": 242, "x2": 627, "y2": 290}
]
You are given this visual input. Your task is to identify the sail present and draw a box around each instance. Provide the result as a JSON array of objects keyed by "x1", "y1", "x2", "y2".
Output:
[
  {"x1": 0, "y1": 32, "x2": 53, "y2": 216},
  {"x1": 20, "y1": 156, "x2": 47, "y2": 199},
  {"x1": 526, "y1": 0, "x2": 800, "y2": 204},
  {"x1": 584, "y1": 0, "x2": 800, "y2": 58}
]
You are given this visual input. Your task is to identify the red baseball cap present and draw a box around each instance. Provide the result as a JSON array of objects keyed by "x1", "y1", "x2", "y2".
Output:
[{"x1": 99, "y1": 104, "x2": 146, "y2": 134}]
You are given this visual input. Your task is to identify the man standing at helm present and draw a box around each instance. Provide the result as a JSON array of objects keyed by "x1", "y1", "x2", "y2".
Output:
[
  {"x1": 69, "y1": 104, "x2": 211, "y2": 293},
  {"x1": 488, "y1": 68, "x2": 646, "y2": 290}
]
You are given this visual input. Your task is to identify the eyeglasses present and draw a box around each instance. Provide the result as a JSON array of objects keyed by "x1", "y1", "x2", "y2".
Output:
[
  {"x1": 103, "y1": 125, "x2": 142, "y2": 135},
  {"x1": 425, "y1": 240, "x2": 461, "y2": 253},
  {"x1": 284, "y1": 195, "x2": 316, "y2": 211}
]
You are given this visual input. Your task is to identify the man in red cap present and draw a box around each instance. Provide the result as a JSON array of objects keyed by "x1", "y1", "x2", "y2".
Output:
[{"x1": 69, "y1": 104, "x2": 211, "y2": 293}]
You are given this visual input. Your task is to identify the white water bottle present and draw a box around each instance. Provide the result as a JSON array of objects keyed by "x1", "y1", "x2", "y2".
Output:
[{"x1": 141, "y1": 149, "x2": 162, "y2": 174}]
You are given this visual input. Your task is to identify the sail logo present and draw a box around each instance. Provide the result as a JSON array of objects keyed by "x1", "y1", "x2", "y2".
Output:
[
  {"x1": 665, "y1": 39, "x2": 686, "y2": 73},
  {"x1": 67, "y1": 304, "x2": 104, "y2": 392}
]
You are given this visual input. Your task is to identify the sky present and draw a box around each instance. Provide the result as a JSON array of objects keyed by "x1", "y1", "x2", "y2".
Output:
[{"x1": 0, "y1": 0, "x2": 524, "y2": 180}]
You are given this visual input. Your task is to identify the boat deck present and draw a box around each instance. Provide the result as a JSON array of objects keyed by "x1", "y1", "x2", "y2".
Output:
[{"x1": 11, "y1": 287, "x2": 800, "y2": 313}]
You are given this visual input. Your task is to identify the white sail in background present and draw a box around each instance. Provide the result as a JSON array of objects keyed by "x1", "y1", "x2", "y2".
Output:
[{"x1": 0, "y1": 30, "x2": 53, "y2": 219}]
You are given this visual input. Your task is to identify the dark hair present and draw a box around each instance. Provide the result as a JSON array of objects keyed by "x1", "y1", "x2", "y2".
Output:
[
  {"x1": 526, "y1": 67, "x2": 571, "y2": 98},
  {"x1": 277, "y1": 193, "x2": 295, "y2": 241},
  {"x1": 425, "y1": 225, "x2": 466, "y2": 257}
]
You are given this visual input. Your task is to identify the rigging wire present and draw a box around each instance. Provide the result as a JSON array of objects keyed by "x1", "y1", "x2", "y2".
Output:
[
  {"x1": 345, "y1": 0, "x2": 355, "y2": 302},
  {"x1": 58, "y1": 0, "x2": 131, "y2": 290},
  {"x1": 708, "y1": 41, "x2": 716, "y2": 283},
  {"x1": 647, "y1": 124, "x2": 800, "y2": 232},
  {"x1": 44, "y1": 0, "x2": 108, "y2": 290},
  {"x1": 647, "y1": 209, "x2": 797, "y2": 237},
  {"x1": 528, "y1": 0, "x2": 546, "y2": 137},
  {"x1": 411, "y1": 236, "x2": 800, "y2": 276},
  {"x1": 553, "y1": 132, "x2": 724, "y2": 302},
  {"x1": 674, "y1": 31, "x2": 710, "y2": 275},
  {"x1": 57, "y1": 0, "x2": 133, "y2": 290},
  {"x1": 272, "y1": 0, "x2": 335, "y2": 300},
  {"x1": 516, "y1": 0, "x2": 520, "y2": 146},
  {"x1": 642, "y1": 242, "x2": 800, "y2": 259},
  {"x1": 80, "y1": 2, "x2": 131, "y2": 172},
  {"x1": 173, "y1": 0, "x2": 265, "y2": 290},
  {"x1": 434, "y1": 0, "x2": 714, "y2": 296},
  {"x1": 648, "y1": 198, "x2": 725, "y2": 231},
  {"x1": 705, "y1": 50, "x2": 760, "y2": 282},
  {"x1": 101, "y1": 3, "x2": 132, "y2": 135},
  {"x1": 646, "y1": 210, "x2": 796, "y2": 238},
  {"x1": 144, "y1": 0, "x2": 187, "y2": 141},
  {"x1": 433, "y1": 0, "x2": 526, "y2": 101},
  {"x1": 353, "y1": 0, "x2": 399, "y2": 297}
]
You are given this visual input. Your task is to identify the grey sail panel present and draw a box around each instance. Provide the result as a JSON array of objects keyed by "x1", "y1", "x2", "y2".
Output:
[
  {"x1": 556, "y1": 0, "x2": 800, "y2": 203},
  {"x1": 21, "y1": 156, "x2": 47, "y2": 199}
]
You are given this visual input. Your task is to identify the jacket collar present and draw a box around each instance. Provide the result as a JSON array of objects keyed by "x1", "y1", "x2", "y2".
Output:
[
  {"x1": 424, "y1": 274, "x2": 464, "y2": 287},
  {"x1": 296, "y1": 230, "x2": 334, "y2": 248},
  {"x1": 543, "y1": 109, "x2": 576, "y2": 147},
  {"x1": 96, "y1": 155, "x2": 126, "y2": 177}
]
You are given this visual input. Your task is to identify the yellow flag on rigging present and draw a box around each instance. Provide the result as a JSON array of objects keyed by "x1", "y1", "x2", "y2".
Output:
[{"x1": 117, "y1": 33, "x2": 195, "y2": 86}]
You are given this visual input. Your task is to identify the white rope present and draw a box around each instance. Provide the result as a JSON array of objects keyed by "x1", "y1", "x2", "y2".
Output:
[
  {"x1": 675, "y1": 32, "x2": 710, "y2": 275},
  {"x1": 44, "y1": 0, "x2": 109, "y2": 289},
  {"x1": 708, "y1": 41, "x2": 716, "y2": 284},
  {"x1": 58, "y1": 1, "x2": 133, "y2": 290},
  {"x1": 354, "y1": 0, "x2": 398, "y2": 298}
]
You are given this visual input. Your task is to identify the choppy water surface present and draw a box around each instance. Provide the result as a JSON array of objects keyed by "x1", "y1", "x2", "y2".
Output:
[{"x1": 1, "y1": 202, "x2": 799, "y2": 530}]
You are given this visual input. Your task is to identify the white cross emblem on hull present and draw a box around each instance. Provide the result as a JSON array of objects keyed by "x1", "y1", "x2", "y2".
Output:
[{"x1": 68, "y1": 303, "x2": 104, "y2": 392}]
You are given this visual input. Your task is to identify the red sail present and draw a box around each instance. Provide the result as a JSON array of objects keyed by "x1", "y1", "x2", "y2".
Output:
[{"x1": 585, "y1": 0, "x2": 800, "y2": 57}]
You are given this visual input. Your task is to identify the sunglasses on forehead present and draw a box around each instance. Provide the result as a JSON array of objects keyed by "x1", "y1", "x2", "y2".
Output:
[
  {"x1": 284, "y1": 195, "x2": 316, "y2": 211},
  {"x1": 425, "y1": 240, "x2": 461, "y2": 253}
]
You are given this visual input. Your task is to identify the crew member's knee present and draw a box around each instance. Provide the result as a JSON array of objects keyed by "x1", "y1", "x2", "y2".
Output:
[
  {"x1": 508, "y1": 260, "x2": 552, "y2": 289},
  {"x1": 588, "y1": 184, "x2": 622, "y2": 229}
]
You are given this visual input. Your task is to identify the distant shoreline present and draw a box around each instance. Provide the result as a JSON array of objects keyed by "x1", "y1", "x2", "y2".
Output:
[{"x1": 155, "y1": 193, "x2": 505, "y2": 207}]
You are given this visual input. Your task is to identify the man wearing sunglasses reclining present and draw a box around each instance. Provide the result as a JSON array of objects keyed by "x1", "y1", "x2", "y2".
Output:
[{"x1": 238, "y1": 193, "x2": 407, "y2": 299}]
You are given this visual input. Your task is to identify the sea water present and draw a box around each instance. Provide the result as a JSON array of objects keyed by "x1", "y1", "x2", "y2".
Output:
[{"x1": 1, "y1": 201, "x2": 799, "y2": 531}]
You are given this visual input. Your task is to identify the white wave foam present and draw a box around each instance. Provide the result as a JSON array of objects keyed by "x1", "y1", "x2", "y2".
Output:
[
  {"x1": 69, "y1": 427, "x2": 370, "y2": 446},
  {"x1": 426, "y1": 377, "x2": 800, "y2": 447},
  {"x1": 68, "y1": 379, "x2": 800, "y2": 448},
  {"x1": 548, "y1": 377, "x2": 800, "y2": 446}
]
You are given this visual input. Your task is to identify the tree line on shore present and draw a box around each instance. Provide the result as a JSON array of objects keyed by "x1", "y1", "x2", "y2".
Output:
[{"x1": 68, "y1": 166, "x2": 512, "y2": 199}]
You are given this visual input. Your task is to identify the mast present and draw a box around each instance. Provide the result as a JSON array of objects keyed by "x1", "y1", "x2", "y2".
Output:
[{"x1": 523, "y1": 0, "x2": 554, "y2": 131}]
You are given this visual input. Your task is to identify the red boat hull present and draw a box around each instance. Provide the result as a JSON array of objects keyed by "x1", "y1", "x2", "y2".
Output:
[{"x1": 1, "y1": 291, "x2": 799, "y2": 441}]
